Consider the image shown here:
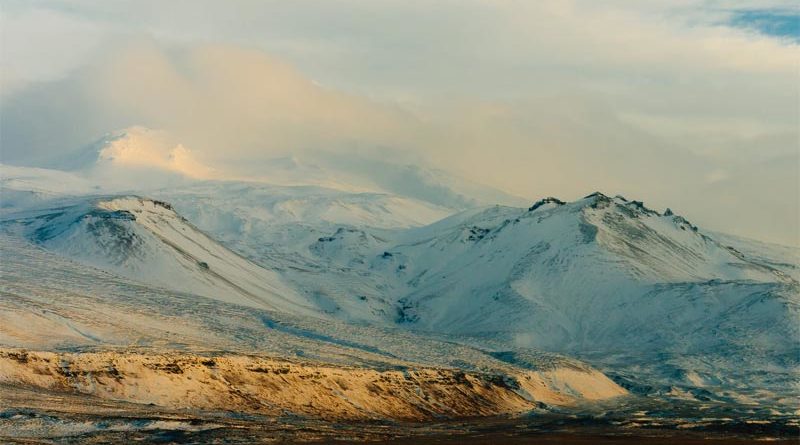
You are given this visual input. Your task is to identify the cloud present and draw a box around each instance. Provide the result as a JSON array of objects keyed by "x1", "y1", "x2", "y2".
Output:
[
  {"x1": 0, "y1": 2, "x2": 797, "y2": 245},
  {"x1": 0, "y1": 41, "x2": 426, "y2": 166},
  {"x1": 93, "y1": 127, "x2": 216, "y2": 179}
]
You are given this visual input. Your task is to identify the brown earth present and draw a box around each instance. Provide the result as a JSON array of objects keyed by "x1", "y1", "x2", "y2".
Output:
[{"x1": 0, "y1": 348, "x2": 625, "y2": 422}]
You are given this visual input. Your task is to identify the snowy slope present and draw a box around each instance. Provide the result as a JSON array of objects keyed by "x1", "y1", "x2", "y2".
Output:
[
  {"x1": 0, "y1": 233, "x2": 628, "y2": 422},
  {"x1": 0, "y1": 163, "x2": 453, "y2": 234},
  {"x1": 17, "y1": 185, "x2": 788, "y2": 368},
  {"x1": 292, "y1": 192, "x2": 794, "y2": 329},
  {"x1": 708, "y1": 230, "x2": 799, "y2": 282},
  {"x1": 1, "y1": 196, "x2": 319, "y2": 315},
  {"x1": 0, "y1": 164, "x2": 101, "y2": 213},
  {"x1": 276, "y1": 193, "x2": 798, "y2": 408},
  {"x1": 153, "y1": 181, "x2": 453, "y2": 234},
  {"x1": 2, "y1": 151, "x2": 798, "y2": 415}
]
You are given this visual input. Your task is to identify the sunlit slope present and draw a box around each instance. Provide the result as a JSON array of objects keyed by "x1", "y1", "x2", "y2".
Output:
[{"x1": 0, "y1": 234, "x2": 626, "y2": 420}]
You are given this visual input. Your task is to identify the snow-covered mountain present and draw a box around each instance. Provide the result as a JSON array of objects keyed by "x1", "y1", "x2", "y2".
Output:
[
  {"x1": 364, "y1": 192, "x2": 794, "y2": 337},
  {"x1": 275, "y1": 193, "x2": 797, "y2": 407},
  {"x1": 1, "y1": 196, "x2": 319, "y2": 315},
  {"x1": 0, "y1": 233, "x2": 628, "y2": 424},
  {"x1": 1, "y1": 135, "x2": 798, "y2": 421},
  {"x1": 4, "y1": 184, "x2": 796, "y2": 412}
]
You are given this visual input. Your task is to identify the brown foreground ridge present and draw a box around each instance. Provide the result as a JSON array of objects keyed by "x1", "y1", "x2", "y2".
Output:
[{"x1": 0, "y1": 348, "x2": 626, "y2": 421}]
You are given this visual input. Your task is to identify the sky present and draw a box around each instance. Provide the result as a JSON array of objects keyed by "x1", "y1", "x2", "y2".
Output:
[{"x1": 0, "y1": 0, "x2": 798, "y2": 246}]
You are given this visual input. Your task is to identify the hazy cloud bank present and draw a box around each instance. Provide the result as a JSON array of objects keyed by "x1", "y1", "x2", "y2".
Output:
[{"x1": 0, "y1": 1, "x2": 797, "y2": 245}]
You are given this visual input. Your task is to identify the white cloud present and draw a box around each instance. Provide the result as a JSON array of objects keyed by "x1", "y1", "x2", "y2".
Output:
[
  {"x1": 0, "y1": 1, "x2": 797, "y2": 245},
  {"x1": 94, "y1": 127, "x2": 215, "y2": 179}
]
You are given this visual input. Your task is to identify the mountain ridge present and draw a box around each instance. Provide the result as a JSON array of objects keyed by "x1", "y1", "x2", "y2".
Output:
[{"x1": 1, "y1": 160, "x2": 798, "y2": 419}]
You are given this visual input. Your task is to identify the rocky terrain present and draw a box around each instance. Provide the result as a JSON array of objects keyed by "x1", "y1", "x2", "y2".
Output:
[{"x1": 0, "y1": 348, "x2": 624, "y2": 421}]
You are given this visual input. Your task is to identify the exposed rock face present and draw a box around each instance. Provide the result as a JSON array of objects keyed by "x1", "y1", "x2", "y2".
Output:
[
  {"x1": 528, "y1": 197, "x2": 566, "y2": 212},
  {"x1": 0, "y1": 349, "x2": 626, "y2": 421}
]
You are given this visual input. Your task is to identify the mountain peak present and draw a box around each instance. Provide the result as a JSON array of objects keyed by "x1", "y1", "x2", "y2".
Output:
[
  {"x1": 620, "y1": 199, "x2": 660, "y2": 216},
  {"x1": 577, "y1": 192, "x2": 663, "y2": 217},
  {"x1": 583, "y1": 191, "x2": 610, "y2": 200},
  {"x1": 528, "y1": 197, "x2": 566, "y2": 212}
]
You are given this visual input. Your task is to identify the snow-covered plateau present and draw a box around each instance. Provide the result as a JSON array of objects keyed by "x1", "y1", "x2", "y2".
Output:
[{"x1": 0, "y1": 135, "x2": 798, "y2": 441}]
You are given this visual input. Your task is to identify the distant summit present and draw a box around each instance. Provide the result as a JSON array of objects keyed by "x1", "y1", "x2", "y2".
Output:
[{"x1": 528, "y1": 197, "x2": 566, "y2": 212}]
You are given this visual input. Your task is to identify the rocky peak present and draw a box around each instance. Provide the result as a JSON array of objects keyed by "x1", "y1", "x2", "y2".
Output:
[{"x1": 528, "y1": 197, "x2": 566, "y2": 212}]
